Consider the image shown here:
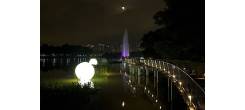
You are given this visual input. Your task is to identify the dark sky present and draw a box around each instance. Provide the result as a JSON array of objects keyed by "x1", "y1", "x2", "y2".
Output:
[{"x1": 41, "y1": 0, "x2": 166, "y2": 46}]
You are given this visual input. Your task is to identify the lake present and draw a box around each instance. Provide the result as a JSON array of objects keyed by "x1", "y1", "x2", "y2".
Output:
[{"x1": 41, "y1": 57, "x2": 187, "y2": 110}]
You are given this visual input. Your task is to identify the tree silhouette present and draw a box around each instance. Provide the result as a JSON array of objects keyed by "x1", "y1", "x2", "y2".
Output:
[
  {"x1": 141, "y1": 0, "x2": 204, "y2": 62},
  {"x1": 41, "y1": 44, "x2": 92, "y2": 56}
]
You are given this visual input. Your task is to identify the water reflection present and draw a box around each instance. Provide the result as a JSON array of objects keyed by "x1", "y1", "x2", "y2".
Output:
[
  {"x1": 41, "y1": 57, "x2": 89, "y2": 71},
  {"x1": 121, "y1": 61, "x2": 187, "y2": 110},
  {"x1": 41, "y1": 57, "x2": 187, "y2": 110}
]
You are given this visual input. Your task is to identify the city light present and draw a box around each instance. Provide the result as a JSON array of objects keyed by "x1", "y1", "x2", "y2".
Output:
[
  {"x1": 89, "y1": 58, "x2": 98, "y2": 65},
  {"x1": 75, "y1": 62, "x2": 95, "y2": 84}
]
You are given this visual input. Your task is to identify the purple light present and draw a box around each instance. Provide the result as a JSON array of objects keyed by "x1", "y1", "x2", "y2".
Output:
[{"x1": 121, "y1": 29, "x2": 129, "y2": 58}]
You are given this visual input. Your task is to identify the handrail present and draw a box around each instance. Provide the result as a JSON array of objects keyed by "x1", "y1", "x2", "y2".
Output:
[
  {"x1": 125, "y1": 58, "x2": 205, "y2": 110},
  {"x1": 162, "y1": 61, "x2": 205, "y2": 93},
  {"x1": 175, "y1": 66, "x2": 205, "y2": 93}
]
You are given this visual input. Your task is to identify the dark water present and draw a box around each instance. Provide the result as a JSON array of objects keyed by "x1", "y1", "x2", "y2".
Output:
[{"x1": 41, "y1": 57, "x2": 187, "y2": 110}]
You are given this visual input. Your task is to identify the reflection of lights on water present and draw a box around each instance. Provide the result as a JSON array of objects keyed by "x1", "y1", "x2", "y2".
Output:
[
  {"x1": 75, "y1": 62, "x2": 95, "y2": 85},
  {"x1": 133, "y1": 87, "x2": 136, "y2": 91},
  {"x1": 168, "y1": 75, "x2": 171, "y2": 77},
  {"x1": 52, "y1": 58, "x2": 56, "y2": 66},
  {"x1": 173, "y1": 75, "x2": 176, "y2": 78},
  {"x1": 42, "y1": 59, "x2": 45, "y2": 66},
  {"x1": 188, "y1": 95, "x2": 192, "y2": 104},
  {"x1": 144, "y1": 86, "x2": 146, "y2": 90},
  {"x1": 66, "y1": 58, "x2": 70, "y2": 64},
  {"x1": 155, "y1": 99, "x2": 158, "y2": 103},
  {"x1": 179, "y1": 81, "x2": 182, "y2": 86},
  {"x1": 189, "y1": 107, "x2": 195, "y2": 110},
  {"x1": 151, "y1": 94, "x2": 154, "y2": 98},
  {"x1": 148, "y1": 90, "x2": 150, "y2": 94},
  {"x1": 121, "y1": 101, "x2": 125, "y2": 107},
  {"x1": 159, "y1": 106, "x2": 162, "y2": 109},
  {"x1": 123, "y1": 62, "x2": 126, "y2": 68},
  {"x1": 124, "y1": 72, "x2": 127, "y2": 76}
]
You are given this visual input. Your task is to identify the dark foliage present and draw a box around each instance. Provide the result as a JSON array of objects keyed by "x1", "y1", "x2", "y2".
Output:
[{"x1": 141, "y1": 0, "x2": 204, "y2": 62}]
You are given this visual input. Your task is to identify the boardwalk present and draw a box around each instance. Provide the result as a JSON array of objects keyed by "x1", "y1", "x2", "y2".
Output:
[{"x1": 125, "y1": 58, "x2": 205, "y2": 110}]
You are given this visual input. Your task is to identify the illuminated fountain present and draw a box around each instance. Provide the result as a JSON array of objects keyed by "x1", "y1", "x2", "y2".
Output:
[{"x1": 121, "y1": 29, "x2": 129, "y2": 58}]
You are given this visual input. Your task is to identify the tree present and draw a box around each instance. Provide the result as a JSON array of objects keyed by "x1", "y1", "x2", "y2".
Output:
[{"x1": 140, "y1": 0, "x2": 204, "y2": 62}]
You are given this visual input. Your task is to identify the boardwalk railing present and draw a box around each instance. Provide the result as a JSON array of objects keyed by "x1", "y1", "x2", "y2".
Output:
[{"x1": 125, "y1": 58, "x2": 205, "y2": 110}]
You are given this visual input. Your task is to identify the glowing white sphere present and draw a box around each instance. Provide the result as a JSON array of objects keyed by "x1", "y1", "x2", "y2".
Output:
[
  {"x1": 75, "y1": 62, "x2": 95, "y2": 83},
  {"x1": 89, "y1": 58, "x2": 98, "y2": 65}
]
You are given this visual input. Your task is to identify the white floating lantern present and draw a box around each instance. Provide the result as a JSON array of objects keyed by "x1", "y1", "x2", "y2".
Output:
[
  {"x1": 89, "y1": 58, "x2": 98, "y2": 65},
  {"x1": 75, "y1": 62, "x2": 95, "y2": 84}
]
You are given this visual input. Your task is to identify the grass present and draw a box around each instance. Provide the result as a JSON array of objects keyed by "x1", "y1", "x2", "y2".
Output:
[{"x1": 41, "y1": 65, "x2": 110, "y2": 110}]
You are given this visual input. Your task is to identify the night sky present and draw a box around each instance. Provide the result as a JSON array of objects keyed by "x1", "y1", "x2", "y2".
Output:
[{"x1": 41, "y1": 0, "x2": 166, "y2": 46}]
